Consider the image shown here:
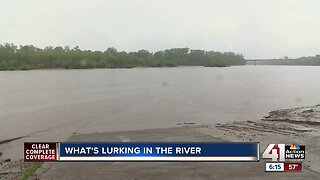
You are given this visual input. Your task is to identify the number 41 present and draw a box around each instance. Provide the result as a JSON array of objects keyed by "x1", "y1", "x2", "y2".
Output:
[{"x1": 262, "y1": 144, "x2": 285, "y2": 161}]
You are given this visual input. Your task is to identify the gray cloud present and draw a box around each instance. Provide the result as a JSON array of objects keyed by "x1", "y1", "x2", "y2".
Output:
[{"x1": 1, "y1": 0, "x2": 320, "y2": 58}]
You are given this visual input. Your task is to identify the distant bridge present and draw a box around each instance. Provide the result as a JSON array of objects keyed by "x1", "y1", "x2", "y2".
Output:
[{"x1": 246, "y1": 59, "x2": 276, "y2": 65}]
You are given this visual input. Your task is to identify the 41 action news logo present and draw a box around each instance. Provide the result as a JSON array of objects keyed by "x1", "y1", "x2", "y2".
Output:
[{"x1": 262, "y1": 144, "x2": 305, "y2": 161}]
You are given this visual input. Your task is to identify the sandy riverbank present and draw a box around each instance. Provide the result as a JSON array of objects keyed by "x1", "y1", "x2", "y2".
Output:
[{"x1": 1, "y1": 105, "x2": 320, "y2": 179}]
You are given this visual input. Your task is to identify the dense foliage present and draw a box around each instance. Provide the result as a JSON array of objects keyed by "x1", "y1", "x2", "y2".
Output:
[{"x1": 0, "y1": 43, "x2": 245, "y2": 70}]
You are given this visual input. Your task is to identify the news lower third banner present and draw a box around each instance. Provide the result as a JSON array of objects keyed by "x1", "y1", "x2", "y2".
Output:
[{"x1": 24, "y1": 142, "x2": 260, "y2": 162}]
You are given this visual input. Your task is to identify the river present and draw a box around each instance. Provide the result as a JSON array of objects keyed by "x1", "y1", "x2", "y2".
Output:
[{"x1": 1, "y1": 66, "x2": 320, "y2": 144}]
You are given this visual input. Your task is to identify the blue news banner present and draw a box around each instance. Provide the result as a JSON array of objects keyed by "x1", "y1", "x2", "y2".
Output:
[{"x1": 56, "y1": 142, "x2": 259, "y2": 161}]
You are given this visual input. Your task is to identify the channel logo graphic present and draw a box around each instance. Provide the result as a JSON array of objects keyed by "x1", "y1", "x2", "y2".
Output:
[
  {"x1": 262, "y1": 144, "x2": 285, "y2": 161},
  {"x1": 285, "y1": 144, "x2": 305, "y2": 159},
  {"x1": 262, "y1": 144, "x2": 305, "y2": 161},
  {"x1": 290, "y1": 144, "x2": 300, "y2": 150}
]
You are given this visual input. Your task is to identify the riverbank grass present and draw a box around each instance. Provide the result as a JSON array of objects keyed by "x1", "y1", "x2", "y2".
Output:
[{"x1": 20, "y1": 162, "x2": 43, "y2": 180}]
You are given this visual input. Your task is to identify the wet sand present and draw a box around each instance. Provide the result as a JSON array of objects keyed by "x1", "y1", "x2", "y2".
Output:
[
  {"x1": 1, "y1": 105, "x2": 320, "y2": 179},
  {"x1": 35, "y1": 125, "x2": 319, "y2": 180}
]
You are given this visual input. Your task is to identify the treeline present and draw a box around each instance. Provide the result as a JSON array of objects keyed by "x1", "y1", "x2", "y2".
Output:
[
  {"x1": 248, "y1": 55, "x2": 320, "y2": 66},
  {"x1": 0, "y1": 43, "x2": 245, "y2": 70}
]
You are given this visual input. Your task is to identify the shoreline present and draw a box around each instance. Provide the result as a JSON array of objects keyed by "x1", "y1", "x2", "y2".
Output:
[
  {"x1": 1, "y1": 105, "x2": 320, "y2": 179},
  {"x1": 0, "y1": 65, "x2": 230, "y2": 72},
  {"x1": 1, "y1": 65, "x2": 319, "y2": 73}
]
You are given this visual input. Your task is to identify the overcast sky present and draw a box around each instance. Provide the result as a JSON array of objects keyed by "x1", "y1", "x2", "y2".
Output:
[{"x1": 1, "y1": 0, "x2": 320, "y2": 59}]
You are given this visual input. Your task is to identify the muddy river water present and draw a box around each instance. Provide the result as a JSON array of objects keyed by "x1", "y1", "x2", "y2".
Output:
[{"x1": 1, "y1": 66, "x2": 320, "y2": 147}]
